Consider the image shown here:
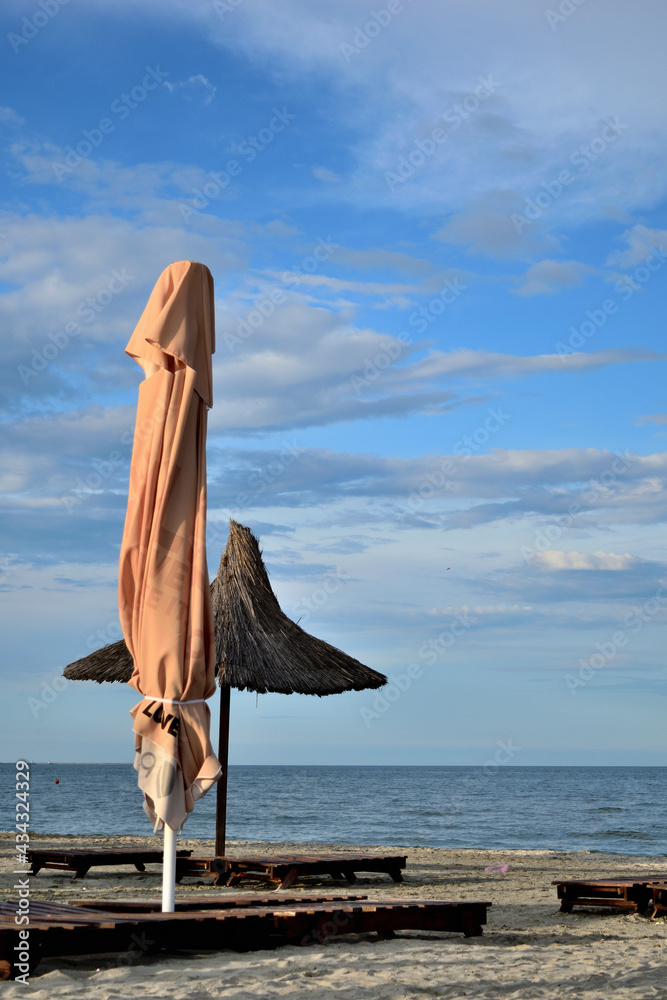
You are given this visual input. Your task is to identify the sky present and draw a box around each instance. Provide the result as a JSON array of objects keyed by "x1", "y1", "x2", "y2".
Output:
[{"x1": 1, "y1": 0, "x2": 666, "y2": 766}]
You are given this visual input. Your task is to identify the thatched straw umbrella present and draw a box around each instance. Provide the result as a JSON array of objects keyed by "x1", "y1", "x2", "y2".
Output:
[{"x1": 64, "y1": 520, "x2": 386, "y2": 853}]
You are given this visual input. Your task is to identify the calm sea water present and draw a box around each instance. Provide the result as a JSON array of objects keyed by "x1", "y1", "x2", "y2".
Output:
[{"x1": 1, "y1": 764, "x2": 666, "y2": 856}]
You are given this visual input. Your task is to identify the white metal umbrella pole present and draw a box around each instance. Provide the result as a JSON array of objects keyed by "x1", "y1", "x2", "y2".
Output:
[
  {"x1": 162, "y1": 823, "x2": 177, "y2": 912},
  {"x1": 160, "y1": 757, "x2": 183, "y2": 913}
]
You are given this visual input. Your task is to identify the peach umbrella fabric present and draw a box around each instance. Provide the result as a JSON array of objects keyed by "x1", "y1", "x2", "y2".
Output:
[{"x1": 119, "y1": 260, "x2": 220, "y2": 832}]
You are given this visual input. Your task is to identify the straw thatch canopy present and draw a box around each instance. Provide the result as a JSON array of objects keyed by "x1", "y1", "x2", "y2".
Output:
[
  {"x1": 64, "y1": 637, "x2": 133, "y2": 685},
  {"x1": 64, "y1": 520, "x2": 386, "y2": 696}
]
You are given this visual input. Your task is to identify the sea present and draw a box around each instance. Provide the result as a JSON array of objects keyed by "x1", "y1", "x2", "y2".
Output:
[{"x1": 2, "y1": 764, "x2": 666, "y2": 857}]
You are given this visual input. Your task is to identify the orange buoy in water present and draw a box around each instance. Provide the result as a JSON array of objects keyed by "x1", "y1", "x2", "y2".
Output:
[{"x1": 55, "y1": 779, "x2": 59, "y2": 784}]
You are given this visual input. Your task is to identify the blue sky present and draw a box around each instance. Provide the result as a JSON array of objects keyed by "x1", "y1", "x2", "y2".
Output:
[{"x1": 1, "y1": 0, "x2": 666, "y2": 766}]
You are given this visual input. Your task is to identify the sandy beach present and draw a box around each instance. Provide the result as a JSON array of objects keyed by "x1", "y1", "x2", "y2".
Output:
[{"x1": 1, "y1": 832, "x2": 665, "y2": 997}]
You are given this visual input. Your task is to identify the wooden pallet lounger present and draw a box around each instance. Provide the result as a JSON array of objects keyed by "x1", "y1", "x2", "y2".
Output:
[
  {"x1": 0, "y1": 894, "x2": 491, "y2": 979},
  {"x1": 646, "y1": 883, "x2": 667, "y2": 919},
  {"x1": 26, "y1": 848, "x2": 193, "y2": 880},
  {"x1": 177, "y1": 853, "x2": 407, "y2": 889},
  {"x1": 553, "y1": 875, "x2": 667, "y2": 913},
  {"x1": 26, "y1": 850, "x2": 405, "y2": 889}
]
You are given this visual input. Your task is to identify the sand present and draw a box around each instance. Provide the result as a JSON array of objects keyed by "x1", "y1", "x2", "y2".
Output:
[{"x1": 1, "y1": 832, "x2": 665, "y2": 998}]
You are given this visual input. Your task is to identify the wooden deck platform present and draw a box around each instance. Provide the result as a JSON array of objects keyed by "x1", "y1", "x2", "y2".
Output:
[
  {"x1": 26, "y1": 848, "x2": 192, "y2": 880},
  {"x1": 0, "y1": 895, "x2": 491, "y2": 979},
  {"x1": 553, "y1": 875, "x2": 667, "y2": 913},
  {"x1": 177, "y1": 853, "x2": 407, "y2": 889}
]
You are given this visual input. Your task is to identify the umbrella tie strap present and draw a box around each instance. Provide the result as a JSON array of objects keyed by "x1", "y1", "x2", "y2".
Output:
[{"x1": 142, "y1": 696, "x2": 210, "y2": 705}]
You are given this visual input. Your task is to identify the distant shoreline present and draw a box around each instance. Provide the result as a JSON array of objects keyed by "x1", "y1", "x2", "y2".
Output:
[{"x1": 2, "y1": 762, "x2": 666, "y2": 768}]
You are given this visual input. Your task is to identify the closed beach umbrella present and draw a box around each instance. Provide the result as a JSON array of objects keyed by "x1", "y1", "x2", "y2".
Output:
[{"x1": 118, "y1": 260, "x2": 220, "y2": 911}]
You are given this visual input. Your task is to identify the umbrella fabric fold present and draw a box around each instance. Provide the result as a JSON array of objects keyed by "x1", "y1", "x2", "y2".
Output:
[{"x1": 119, "y1": 260, "x2": 220, "y2": 832}]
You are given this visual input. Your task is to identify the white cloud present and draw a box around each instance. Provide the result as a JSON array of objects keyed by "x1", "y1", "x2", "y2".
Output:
[
  {"x1": 0, "y1": 209, "x2": 247, "y2": 412},
  {"x1": 606, "y1": 224, "x2": 667, "y2": 269},
  {"x1": 279, "y1": 273, "x2": 423, "y2": 296},
  {"x1": 422, "y1": 603, "x2": 532, "y2": 616},
  {"x1": 313, "y1": 166, "x2": 341, "y2": 183},
  {"x1": 335, "y1": 247, "x2": 436, "y2": 275},
  {"x1": 0, "y1": 106, "x2": 25, "y2": 128},
  {"x1": 8, "y1": 402, "x2": 667, "y2": 518},
  {"x1": 381, "y1": 347, "x2": 663, "y2": 393},
  {"x1": 0, "y1": 187, "x2": 662, "y2": 430},
  {"x1": 77, "y1": 0, "x2": 667, "y2": 234},
  {"x1": 165, "y1": 74, "x2": 217, "y2": 105},
  {"x1": 205, "y1": 445, "x2": 667, "y2": 516},
  {"x1": 514, "y1": 259, "x2": 597, "y2": 297},
  {"x1": 637, "y1": 413, "x2": 667, "y2": 426},
  {"x1": 194, "y1": 1, "x2": 666, "y2": 223},
  {"x1": 10, "y1": 136, "x2": 240, "y2": 225},
  {"x1": 208, "y1": 296, "x2": 661, "y2": 433},
  {"x1": 433, "y1": 192, "x2": 557, "y2": 259},
  {"x1": 534, "y1": 551, "x2": 640, "y2": 572}
]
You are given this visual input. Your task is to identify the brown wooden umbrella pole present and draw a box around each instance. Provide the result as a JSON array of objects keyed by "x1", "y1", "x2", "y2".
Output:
[{"x1": 215, "y1": 685, "x2": 231, "y2": 858}]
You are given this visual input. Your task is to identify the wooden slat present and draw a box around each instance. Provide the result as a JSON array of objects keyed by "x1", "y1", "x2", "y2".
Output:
[{"x1": 70, "y1": 893, "x2": 368, "y2": 912}]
